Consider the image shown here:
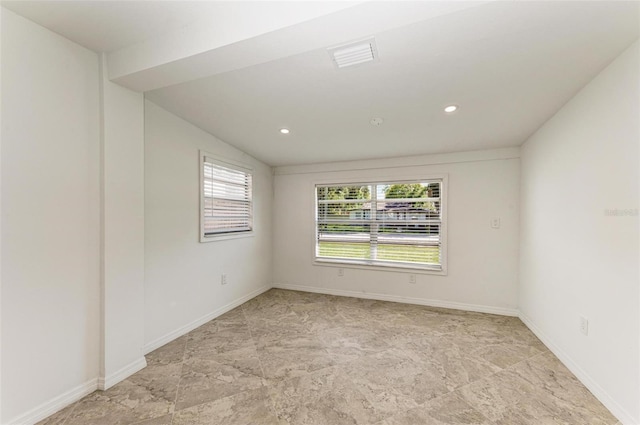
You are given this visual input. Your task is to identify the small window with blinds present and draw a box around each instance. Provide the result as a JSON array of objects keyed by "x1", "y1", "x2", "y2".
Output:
[
  {"x1": 200, "y1": 151, "x2": 253, "y2": 241},
  {"x1": 315, "y1": 178, "x2": 446, "y2": 272}
]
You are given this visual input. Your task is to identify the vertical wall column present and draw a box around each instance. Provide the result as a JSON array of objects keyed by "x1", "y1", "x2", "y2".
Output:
[{"x1": 99, "y1": 54, "x2": 146, "y2": 389}]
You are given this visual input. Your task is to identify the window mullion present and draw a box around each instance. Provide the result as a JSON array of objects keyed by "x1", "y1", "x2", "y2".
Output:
[{"x1": 370, "y1": 184, "x2": 378, "y2": 261}]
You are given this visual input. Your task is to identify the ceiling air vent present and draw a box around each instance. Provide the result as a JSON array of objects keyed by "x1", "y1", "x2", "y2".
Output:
[{"x1": 328, "y1": 37, "x2": 378, "y2": 69}]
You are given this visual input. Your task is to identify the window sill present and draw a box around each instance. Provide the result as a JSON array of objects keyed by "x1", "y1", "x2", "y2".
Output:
[
  {"x1": 200, "y1": 231, "x2": 254, "y2": 243},
  {"x1": 313, "y1": 258, "x2": 447, "y2": 276}
]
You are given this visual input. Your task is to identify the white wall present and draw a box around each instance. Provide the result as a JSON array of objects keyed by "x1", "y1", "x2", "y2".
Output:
[
  {"x1": 273, "y1": 148, "x2": 520, "y2": 315},
  {"x1": 1, "y1": 8, "x2": 101, "y2": 423},
  {"x1": 519, "y1": 41, "x2": 639, "y2": 424},
  {"x1": 1, "y1": 7, "x2": 5, "y2": 423},
  {"x1": 144, "y1": 100, "x2": 273, "y2": 350},
  {"x1": 99, "y1": 55, "x2": 146, "y2": 389}
]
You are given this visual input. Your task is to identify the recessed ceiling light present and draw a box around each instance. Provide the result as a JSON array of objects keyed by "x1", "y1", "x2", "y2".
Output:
[
  {"x1": 444, "y1": 105, "x2": 458, "y2": 113},
  {"x1": 280, "y1": 128, "x2": 290, "y2": 134}
]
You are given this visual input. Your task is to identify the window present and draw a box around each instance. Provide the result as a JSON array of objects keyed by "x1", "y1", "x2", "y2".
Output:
[
  {"x1": 200, "y1": 152, "x2": 253, "y2": 241},
  {"x1": 315, "y1": 178, "x2": 446, "y2": 272}
]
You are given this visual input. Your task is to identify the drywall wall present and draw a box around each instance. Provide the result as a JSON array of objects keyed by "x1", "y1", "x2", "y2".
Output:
[
  {"x1": 1, "y1": 8, "x2": 101, "y2": 423},
  {"x1": 273, "y1": 148, "x2": 520, "y2": 315},
  {"x1": 1, "y1": 7, "x2": 5, "y2": 423},
  {"x1": 99, "y1": 55, "x2": 146, "y2": 389},
  {"x1": 519, "y1": 41, "x2": 639, "y2": 424},
  {"x1": 144, "y1": 100, "x2": 273, "y2": 350}
]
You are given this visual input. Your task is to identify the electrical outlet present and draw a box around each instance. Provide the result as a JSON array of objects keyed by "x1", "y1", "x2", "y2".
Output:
[
  {"x1": 409, "y1": 274, "x2": 416, "y2": 284},
  {"x1": 579, "y1": 316, "x2": 589, "y2": 336},
  {"x1": 338, "y1": 268, "x2": 344, "y2": 277},
  {"x1": 491, "y1": 218, "x2": 501, "y2": 229},
  {"x1": 221, "y1": 273, "x2": 227, "y2": 285}
]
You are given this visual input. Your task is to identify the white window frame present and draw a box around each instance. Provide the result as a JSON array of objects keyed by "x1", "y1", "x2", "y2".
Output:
[
  {"x1": 199, "y1": 150, "x2": 254, "y2": 242},
  {"x1": 313, "y1": 175, "x2": 447, "y2": 275}
]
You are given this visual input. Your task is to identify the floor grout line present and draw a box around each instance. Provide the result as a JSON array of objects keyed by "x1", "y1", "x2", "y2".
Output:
[
  {"x1": 240, "y1": 301, "x2": 268, "y2": 385},
  {"x1": 240, "y1": 293, "x2": 291, "y2": 423},
  {"x1": 56, "y1": 400, "x2": 78, "y2": 425},
  {"x1": 168, "y1": 334, "x2": 190, "y2": 424}
]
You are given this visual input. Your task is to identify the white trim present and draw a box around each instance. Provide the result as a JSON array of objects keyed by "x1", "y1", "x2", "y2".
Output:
[
  {"x1": 6, "y1": 378, "x2": 98, "y2": 425},
  {"x1": 143, "y1": 285, "x2": 271, "y2": 354},
  {"x1": 200, "y1": 230, "x2": 254, "y2": 243},
  {"x1": 275, "y1": 147, "x2": 520, "y2": 176},
  {"x1": 272, "y1": 283, "x2": 519, "y2": 317},
  {"x1": 97, "y1": 357, "x2": 147, "y2": 391},
  {"x1": 518, "y1": 313, "x2": 637, "y2": 425},
  {"x1": 313, "y1": 259, "x2": 445, "y2": 275},
  {"x1": 312, "y1": 175, "x2": 448, "y2": 275}
]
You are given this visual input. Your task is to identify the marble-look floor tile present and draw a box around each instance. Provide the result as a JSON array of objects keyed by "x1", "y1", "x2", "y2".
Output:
[
  {"x1": 268, "y1": 366, "x2": 384, "y2": 425},
  {"x1": 452, "y1": 317, "x2": 547, "y2": 354},
  {"x1": 184, "y1": 329, "x2": 256, "y2": 360},
  {"x1": 131, "y1": 415, "x2": 173, "y2": 425},
  {"x1": 318, "y1": 325, "x2": 392, "y2": 364},
  {"x1": 258, "y1": 346, "x2": 335, "y2": 382},
  {"x1": 471, "y1": 340, "x2": 543, "y2": 369},
  {"x1": 127, "y1": 362, "x2": 182, "y2": 404},
  {"x1": 402, "y1": 335, "x2": 503, "y2": 391},
  {"x1": 175, "y1": 356, "x2": 264, "y2": 410},
  {"x1": 457, "y1": 367, "x2": 537, "y2": 422},
  {"x1": 35, "y1": 403, "x2": 77, "y2": 425},
  {"x1": 385, "y1": 391, "x2": 491, "y2": 425},
  {"x1": 495, "y1": 397, "x2": 615, "y2": 425},
  {"x1": 289, "y1": 301, "x2": 349, "y2": 332},
  {"x1": 340, "y1": 348, "x2": 449, "y2": 407},
  {"x1": 241, "y1": 293, "x2": 297, "y2": 320},
  {"x1": 509, "y1": 352, "x2": 617, "y2": 424},
  {"x1": 34, "y1": 289, "x2": 618, "y2": 425},
  {"x1": 276, "y1": 289, "x2": 338, "y2": 305},
  {"x1": 253, "y1": 327, "x2": 323, "y2": 352},
  {"x1": 146, "y1": 336, "x2": 187, "y2": 366},
  {"x1": 64, "y1": 378, "x2": 175, "y2": 425},
  {"x1": 173, "y1": 387, "x2": 283, "y2": 425}
]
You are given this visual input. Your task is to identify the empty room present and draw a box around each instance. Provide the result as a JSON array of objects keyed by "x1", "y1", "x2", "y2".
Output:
[{"x1": 1, "y1": 1, "x2": 638, "y2": 425}]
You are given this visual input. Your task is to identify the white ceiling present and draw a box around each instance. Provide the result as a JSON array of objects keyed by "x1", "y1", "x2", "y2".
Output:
[
  {"x1": 3, "y1": 1, "x2": 639, "y2": 166},
  {"x1": 1, "y1": 1, "x2": 360, "y2": 53},
  {"x1": 1, "y1": 1, "x2": 213, "y2": 52}
]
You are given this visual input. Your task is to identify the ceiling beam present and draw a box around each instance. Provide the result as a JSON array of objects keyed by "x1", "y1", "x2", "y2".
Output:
[{"x1": 107, "y1": 1, "x2": 486, "y2": 92}]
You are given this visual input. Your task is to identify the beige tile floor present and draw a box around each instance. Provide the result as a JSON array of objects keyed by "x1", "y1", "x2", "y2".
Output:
[{"x1": 37, "y1": 289, "x2": 619, "y2": 425}]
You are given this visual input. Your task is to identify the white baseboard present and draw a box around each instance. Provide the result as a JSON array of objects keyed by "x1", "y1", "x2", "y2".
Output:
[
  {"x1": 272, "y1": 283, "x2": 519, "y2": 317},
  {"x1": 5, "y1": 286, "x2": 272, "y2": 425},
  {"x1": 6, "y1": 378, "x2": 98, "y2": 425},
  {"x1": 143, "y1": 285, "x2": 272, "y2": 354},
  {"x1": 519, "y1": 312, "x2": 637, "y2": 425},
  {"x1": 97, "y1": 356, "x2": 147, "y2": 391}
]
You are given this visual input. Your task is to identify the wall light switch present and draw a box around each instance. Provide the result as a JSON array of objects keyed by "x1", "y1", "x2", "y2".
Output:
[{"x1": 338, "y1": 268, "x2": 344, "y2": 277}]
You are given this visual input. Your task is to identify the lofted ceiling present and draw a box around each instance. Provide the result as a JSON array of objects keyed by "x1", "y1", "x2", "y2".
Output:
[{"x1": 3, "y1": 1, "x2": 639, "y2": 166}]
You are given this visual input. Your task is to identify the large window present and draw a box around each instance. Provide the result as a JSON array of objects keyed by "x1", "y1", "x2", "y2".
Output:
[
  {"x1": 200, "y1": 152, "x2": 253, "y2": 241},
  {"x1": 315, "y1": 178, "x2": 445, "y2": 272}
]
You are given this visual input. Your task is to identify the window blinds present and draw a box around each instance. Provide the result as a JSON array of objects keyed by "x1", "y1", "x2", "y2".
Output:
[
  {"x1": 315, "y1": 180, "x2": 443, "y2": 270},
  {"x1": 203, "y1": 156, "x2": 253, "y2": 235}
]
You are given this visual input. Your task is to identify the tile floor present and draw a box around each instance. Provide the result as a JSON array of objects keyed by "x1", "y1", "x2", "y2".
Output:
[{"x1": 37, "y1": 289, "x2": 619, "y2": 425}]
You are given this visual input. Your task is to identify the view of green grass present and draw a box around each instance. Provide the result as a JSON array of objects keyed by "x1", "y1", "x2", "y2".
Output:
[{"x1": 318, "y1": 241, "x2": 440, "y2": 264}]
